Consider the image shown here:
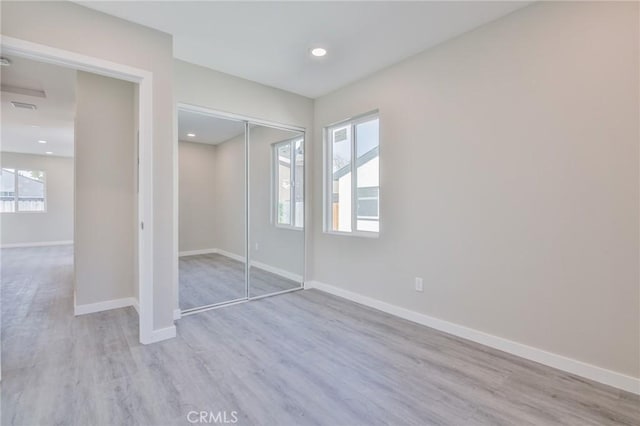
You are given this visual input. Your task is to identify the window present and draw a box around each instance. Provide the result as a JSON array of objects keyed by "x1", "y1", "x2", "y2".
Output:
[
  {"x1": 325, "y1": 112, "x2": 379, "y2": 235},
  {"x1": 0, "y1": 168, "x2": 46, "y2": 213},
  {"x1": 273, "y1": 137, "x2": 304, "y2": 229}
]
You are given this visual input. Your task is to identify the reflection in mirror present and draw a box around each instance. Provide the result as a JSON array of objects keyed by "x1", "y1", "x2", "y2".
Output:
[
  {"x1": 178, "y1": 109, "x2": 247, "y2": 311},
  {"x1": 249, "y1": 125, "x2": 304, "y2": 298}
]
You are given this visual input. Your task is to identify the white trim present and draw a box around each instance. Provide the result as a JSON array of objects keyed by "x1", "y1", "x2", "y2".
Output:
[
  {"x1": 132, "y1": 299, "x2": 140, "y2": 314},
  {"x1": 74, "y1": 297, "x2": 137, "y2": 316},
  {"x1": 1, "y1": 240, "x2": 73, "y2": 248},
  {"x1": 173, "y1": 308, "x2": 182, "y2": 320},
  {"x1": 176, "y1": 103, "x2": 305, "y2": 133},
  {"x1": 214, "y1": 248, "x2": 301, "y2": 282},
  {"x1": 142, "y1": 325, "x2": 177, "y2": 344},
  {"x1": 251, "y1": 260, "x2": 303, "y2": 283},
  {"x1": 179, "y1": 248, "x2": 219, "y2": 257},
  {"x1": 216, "y1": 248, "x2": 246, "y2": 263},
  {"x1": 1, "y1": 36, "x2": 156, "y2": 345},
  {"x1": 305, "y1": 280, "x2": 640, "y2": 395}
]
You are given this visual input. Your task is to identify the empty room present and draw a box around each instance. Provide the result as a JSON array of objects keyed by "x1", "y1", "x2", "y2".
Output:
[{"x1": 1, "y1": 1, "x2": 638, "y2": 425}]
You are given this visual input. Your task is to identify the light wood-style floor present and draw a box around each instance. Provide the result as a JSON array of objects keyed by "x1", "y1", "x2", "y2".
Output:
[
  {"x1": 179, "y1": 253, "x2": 300, "y2": 310},
  {"x1": 2, "y1": 245, "x2": 639, "y2": 425}
]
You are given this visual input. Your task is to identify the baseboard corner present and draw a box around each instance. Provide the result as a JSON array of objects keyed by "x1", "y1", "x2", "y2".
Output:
[
  {"x1": 141, "y1": 325, "x2": 177, "y2": 344},
  {"x1": 74, "y1": 296, "x2": 137, "y2": 316}
]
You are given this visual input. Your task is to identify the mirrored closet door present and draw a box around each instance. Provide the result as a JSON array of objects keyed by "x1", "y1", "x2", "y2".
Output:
[
  {"x1": 178, "y1": 109, "x2": 247, "y2": 312},
  {"x1": 178, "y1": 106, "x2": 304, "y2": 315},
  {"x1": 248, "y1": 125, "x2": 305, "y2": 299}
]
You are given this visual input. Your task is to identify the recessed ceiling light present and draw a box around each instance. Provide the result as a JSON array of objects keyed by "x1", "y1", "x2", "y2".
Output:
[
  {"x1": 187, "y1": 133, "x2": 196, "y2": 137},
  {"x1": 311, "y1": 47, "x2": 327, "y2": 57},
  {"x1": 45, "y1": 151, "x2": 53, "y2": 155},
  {"x1": 38, "y1": 140, "x2": 47, "y2": 144}
]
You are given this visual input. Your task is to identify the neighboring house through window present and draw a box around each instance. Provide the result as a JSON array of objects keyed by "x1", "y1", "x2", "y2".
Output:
[
  {"x1": 273, "y1": 137, "x2": 304, "y2": 229},
  {"x1": 0, "y1": 168, "x2": 46, "y2": 212},
  {"x1": 325, "y1": 112, "x2": 379, "y2": 235}
]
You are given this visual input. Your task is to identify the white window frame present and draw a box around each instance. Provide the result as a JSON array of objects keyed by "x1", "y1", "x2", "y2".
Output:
[
  {"x1": 323, "y1": 111, "x2": 379, "y2": 238},
  {"x1": 272, "y1": 137, "x2": 304, "y2": 230},
  {"x1": 0, "y1": 168, "x2": 47, "y2": 213}
]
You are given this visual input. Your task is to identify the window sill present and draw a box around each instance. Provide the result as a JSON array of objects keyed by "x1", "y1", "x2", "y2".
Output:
[
  {"x1": 1, "y1": 211, "x2": 47, "y2": 214},
  {"x1": 324, "y1": 230, "x2": 379, "y2": 239},
  {"x1": 274, "y1": 224, "x2": 304, "y2": 232}
]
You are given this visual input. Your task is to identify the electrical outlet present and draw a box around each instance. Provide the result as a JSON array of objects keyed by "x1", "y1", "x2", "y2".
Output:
[{"x1": 415, "y1": 277, "x2": 424, "y2": 292}]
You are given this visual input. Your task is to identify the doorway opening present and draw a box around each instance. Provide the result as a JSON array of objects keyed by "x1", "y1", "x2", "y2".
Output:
[{"x1": 1, "y1": 36, "x2": 155, "y2": 343}]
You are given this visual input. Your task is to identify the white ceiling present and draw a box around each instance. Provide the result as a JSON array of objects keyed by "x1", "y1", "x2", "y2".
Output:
[
  {"x1": 1, "y1": 56, "x2": 76, "y2": 157},
  {"x1": 78, "y1": 1, "x2": 530, "y2": 98},
  {"x1": 179, "y1": 109, "x2": 245, "y2": 145}
]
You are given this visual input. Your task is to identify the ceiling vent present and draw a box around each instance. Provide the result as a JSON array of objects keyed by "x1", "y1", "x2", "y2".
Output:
[
  {"x1": 2, "y1": 85, "x2": 46, "y2": 98},
  {"x1": 11, "y1": 101, "x2": 37, "y2": 110}
]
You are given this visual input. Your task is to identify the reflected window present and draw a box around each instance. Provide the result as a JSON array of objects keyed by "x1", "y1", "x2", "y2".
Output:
[
  {"x1": 273, "y1": 138, "x2": 304, "y2": 229},
  {"x1": 1, "y1": 168, "x2": 46, "y2": 213}
]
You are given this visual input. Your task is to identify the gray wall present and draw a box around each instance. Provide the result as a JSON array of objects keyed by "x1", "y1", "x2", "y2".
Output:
[
  {"x1": 2, "y1": 0, "x2": 176, "y2": 330},
  {"x1": 0, "y1": 152, "x2": 74, "y2": 246},
  {"x1": 74, "y1": 71, "x2": 135, "y2": 306},
  {"x1": 212, "y1": 134, "x2": 245, "y2": 259},
  {"x1": 311, "y1": 1, "x2": 639, "y2": 378},
  {"x1": 178, "y1": 140, "x2": 218, "y2": 252}
]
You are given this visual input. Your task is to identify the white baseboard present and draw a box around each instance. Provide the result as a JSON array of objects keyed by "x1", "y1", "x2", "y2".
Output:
[
  {"x1": 251, "y1": 260, "x2": 303, "y2": 282},
  {"x1": 141, "y1": 325, "x2": 177, "y2": 344},
  {"x1": 179, "y1": 247, "x2": 302, "y2": 284},
  {"x1": 132, "y1": 299, "x2": 140, "y2": 314},
  {"x1": 305, "y1": 280, "x2": 640, "y2": 395},
  {"x1": 179, "y1": 248, "x2": 218, "y2": 257},
  {"x1": 216, "y1": 248, "x2": 245, "y2": 262},
  {"x1": 174, "y1": 308, "x2": 182, "y2": 320},
  {"x1": 1, "y1": 240, "x2": 73, "y2": 249},
  {"x1": 215, "y1": 249, "x2": 301, "y2": 282},
  {"x1": 74, "y1": 296, "x2": 137, "y2": 316}
]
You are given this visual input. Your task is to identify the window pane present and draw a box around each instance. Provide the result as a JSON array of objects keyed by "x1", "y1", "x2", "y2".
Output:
[
  {"x1": 294, "y1": 139, "x2": 304, "y2": 228},
  {"x1": 331, "y1": 125, "x2": 352, "y2": 232},
  {"x1": 1, "y1": 168, "x2": 16, "y2": 213},
  {"x1": 277, "y1": 144, "x2": 291, "y2": 225},
  {"x1": 18, "y1": 170, "x2": 45, "y2": 212},
  {"x1": 356, "y1": 119, "x2": 379, "y2": 232}
]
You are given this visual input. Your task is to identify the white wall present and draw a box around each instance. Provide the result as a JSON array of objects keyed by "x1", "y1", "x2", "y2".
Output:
[
  {"x1": 2, "y1": 1, "x2": 175, "y2": 330},
  {"x1": 74, "y1": 71, "x2": 135, "y2": 306},
  {"x1": 312, "y1": 1, "x2": 639, "y2": 379},
  {"x1": 0, "y1": 152, "x2": 73, "y2": 246},
  {"x1": 178, "y1": 140, "x2": 218, "y2": 252}
]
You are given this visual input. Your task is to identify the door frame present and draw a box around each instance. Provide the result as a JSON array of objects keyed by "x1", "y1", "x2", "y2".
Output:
[
  {"x1": 1, "y1": 36, "x2": 155, "y2": 344},
  {"x1": 175, "y1": 102, "x2": 306, "y2": 316}
]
